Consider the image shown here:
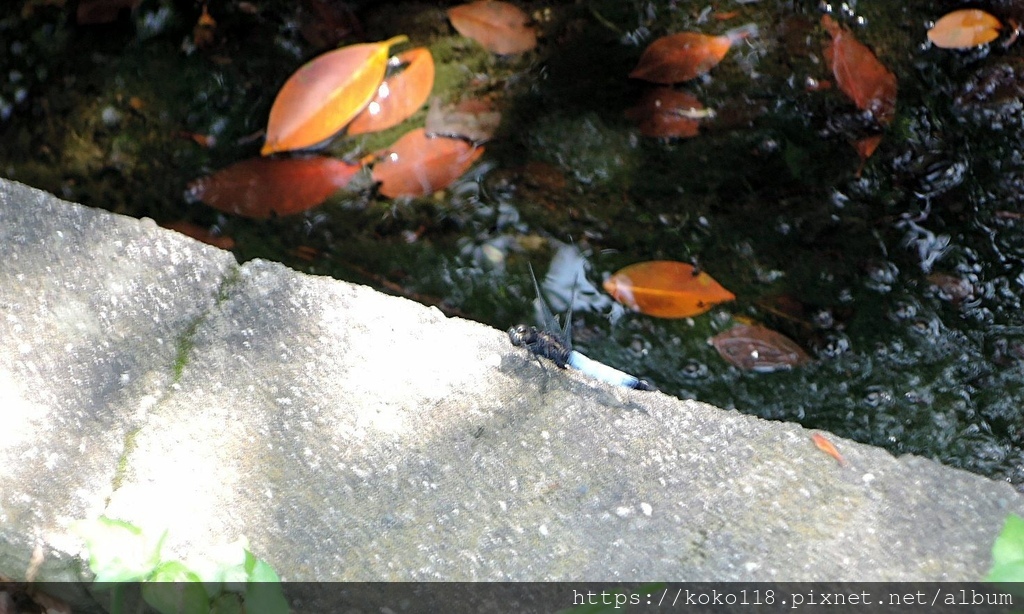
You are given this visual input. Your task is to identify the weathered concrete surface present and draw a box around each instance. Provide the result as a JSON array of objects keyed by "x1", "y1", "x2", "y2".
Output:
[{"x1": 1, "y1": 178, "x2": 1022, "y2": 605}]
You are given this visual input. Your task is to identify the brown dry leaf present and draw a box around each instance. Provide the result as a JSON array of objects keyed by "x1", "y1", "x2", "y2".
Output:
[
  {"x1": 371, "y1": 128, "x2": 485, "y2": 198},
  {"x1": 710, "y1": 324, "x2": 811, "y2": 371},
  {"x1": 625, "y1": 87, "x2": 707, "y2": 138},
  {"x1": 447, "y1": 1, "x2": 537, "y2": 55},
  {"x1": 822, "y1": 15, "x2": 898, "y2": 125},
  {"x1": 629, "y1": 25, "x2": 756, "y2": 84},
  {"x1": 188, "y1": 156, "x2": 361, "y2": 218}
]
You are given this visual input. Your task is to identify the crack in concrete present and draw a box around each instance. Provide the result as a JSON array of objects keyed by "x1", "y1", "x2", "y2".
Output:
[{"x1": 107, "y1": 263, "x2": 242, "y2": 503}]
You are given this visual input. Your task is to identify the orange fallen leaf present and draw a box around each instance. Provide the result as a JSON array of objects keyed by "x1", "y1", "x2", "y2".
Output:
[
  {"x1": 852, "y1": 134, "x2": 882, "y2": 177},
  {"x1": 162, "y1": 221, "x2": 236, "y2": 250},
  {"x1": 371, "y1": 128, "x2": 485, "y2": 198},
  {"x1": 447, "y1": 1, "x2": 537, "y2": 55},
  {"x1": 347, "y1": 47, "x2": 435, "y2": 135},
  {"x1": 625, "y1": 87, "x2": 706, "y2": 138},
  {"x1": 603, "y1": 261, "x2": 735, "y2": 318},
  {"x1": 710, "y1": 324, "x2": 811, "y2": 371},
  {"x1": 629, "y1": 24, "x2": 756, "y2": 84},
  {"x1": 822, "y1": 15, "x2": 897, "y2": 125},
  {"x1": 177, "y1": 131, "x2": 217, "y2": 148},
  {"x1": 187, "y1": 156, "x2": 361, "y2": 219},
  {"x1": 805, "y1": 77, "x2": 832, "y2": 92},
  {"x1": 193, "y1": 3, "x2": 217, "y2": 49},
  {"x1": 927, "y1": 9, "x2": 1001, "y2": 49},
  {"x1": 291, "y1": 245, "x2": 322, "y2": 262},
  {"x1": 811, "y1": 433, "x2": 847, "y2": 466},
  {"x1": 261, "y1": 35, "x2": 407, "y2": 155}
]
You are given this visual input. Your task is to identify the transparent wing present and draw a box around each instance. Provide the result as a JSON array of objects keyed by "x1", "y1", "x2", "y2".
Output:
[
  {"x1": 528, "y1": 263, "x2": 560, "y2": 335},
  {"x1": 529, "y1": 262, "x2": 577, "y2": 352},
  {"x1": 562, "y1": 279, "x2": 576, "y2": 351}
]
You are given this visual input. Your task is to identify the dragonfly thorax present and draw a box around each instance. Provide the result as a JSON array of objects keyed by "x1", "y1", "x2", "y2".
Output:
[{"x1": 507, "y1": 324, "x2": 571, "y2": 369}]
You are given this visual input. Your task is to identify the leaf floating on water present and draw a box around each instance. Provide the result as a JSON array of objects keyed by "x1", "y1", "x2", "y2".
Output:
[
  {"x1": 928, "y1": 9, "x2": 1001, "y2": 49},
  {"x1": 187, "y1": 156, "x2": 361, "y2": 219},
  {"x1": 852, "y1": 134, "x2": 882, "y2": 177},
  {"x1": 447, "y1": 1, "x2": 537, "y2": 55},
  {"x1": 371, "y1": 128, "x2": 485, "y2": 198},
  {"x1": 853, "y1": 134, "x2": 882, "y2": 160},
  {"x1": 811, "y1": 433, "x2": 847, "y2": 466},
  {"x1": 630, "y1": 33, "x2": 729, "y2": 83},
  {"x1": 625, "y1": 87, "x2": 706, "y2": 138},
  {"x1": 710, "y1": 324, "x2": 811, "y2": 372},
  {"x1": 603, "y1": 261, "x2": 735, "y2": 318},
  {"x1": 161, "y1": 221, "x2": 236, "y2": 250},
  {"x1": 261, "y1": 35, "x2": 408, "y2": 155},
  {"x1": 821, "y1": 15, "x2": 897, "y2": 125},
  {"x1": 192, "y1": 3, "x2": 217, "y2": 50},
  {"x1": 347, "y1": 47, "x2": 435, "y2": 136},
  {"x1": 425, "y1": 97, "x2": 502, "y2": 143},
  {"x1": 628, "y1": 24, "x2": 756, "y2": 84}
]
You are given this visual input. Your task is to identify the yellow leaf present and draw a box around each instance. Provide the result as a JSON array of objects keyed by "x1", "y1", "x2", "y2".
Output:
[{"x1": 261, "y1": 35, "x2": 408, "y2": 155}]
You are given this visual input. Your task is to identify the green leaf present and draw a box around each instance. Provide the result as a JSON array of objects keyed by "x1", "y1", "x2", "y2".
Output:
[
  {"x1": 183, "y1": 538, "x2": 249, "y2": 596},
  {"x1": 142, "y1": 574, "x2": 210, "y2": 614},
  {"x1": 72, "y1": 516, "x2": 167, "y2": 583},
  {"x1": 986, "y1": 560, "x2": 1024, "y2": 583},
  {"x1": 243, "y1": 550, "x2": 288, "y2": 614},
  {"x1": 246, "y1": 554, "x2": 281, "y2": 583},
  {"x1": 148, "y1": 560, "x2": 203, "y2": 583},
  {"x1": 244, "y1": 579, "x2": 289, "y2": 614},
  {"x1": 988, "y1": 514, "x2": 1024, "y2": 582},
  {"x1": 210, "y1": 593, "x2": 244, "y2": 614}
]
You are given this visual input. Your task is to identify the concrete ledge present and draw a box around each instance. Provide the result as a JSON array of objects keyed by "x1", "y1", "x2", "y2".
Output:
[{"x1": 1, "y1": 178, "x2": 1021, "y2": 603}]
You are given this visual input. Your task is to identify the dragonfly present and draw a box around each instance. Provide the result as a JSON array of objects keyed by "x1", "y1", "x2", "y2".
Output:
[{"x1": 508, "y1": 265, "x2": 656, "y2": 391}]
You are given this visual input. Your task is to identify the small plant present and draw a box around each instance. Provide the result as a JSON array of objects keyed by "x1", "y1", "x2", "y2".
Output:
[
  {"x1": 74, "y1": 516, "x2": 288, "y2": 614},
  {"x1": 987, "y1": 513, "x2": 1024, "y2": 582}
]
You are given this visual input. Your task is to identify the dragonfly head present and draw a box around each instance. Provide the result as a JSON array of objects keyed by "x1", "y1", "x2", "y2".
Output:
[{"x1": 508, "y1": 324, "x2": 535, "y2": 347}]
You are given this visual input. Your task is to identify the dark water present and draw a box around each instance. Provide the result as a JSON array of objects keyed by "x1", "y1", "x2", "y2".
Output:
[{"x1": 4, "y1": 0, "x2": 1024, "y2": 486}]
